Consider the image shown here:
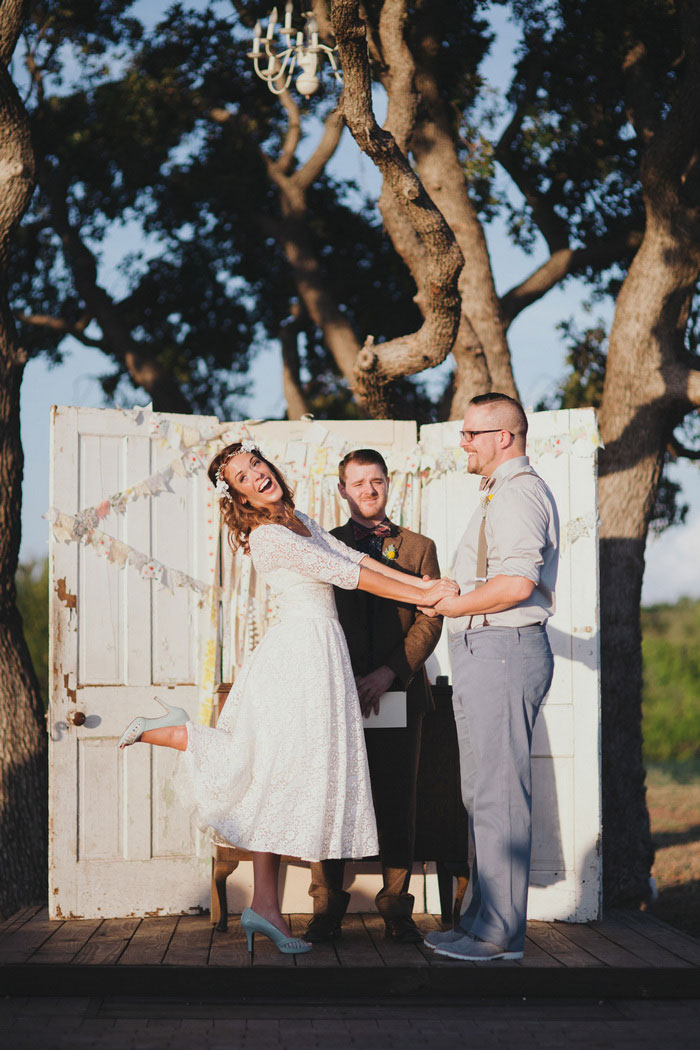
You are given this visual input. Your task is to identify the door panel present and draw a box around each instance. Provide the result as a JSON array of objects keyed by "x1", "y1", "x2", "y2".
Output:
[{"x1": 49, "y1": 407, "x2": 217, "y2": 918}]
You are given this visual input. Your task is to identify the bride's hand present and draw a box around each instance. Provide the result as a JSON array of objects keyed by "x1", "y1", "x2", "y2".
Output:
[{"x1": 420, "y1": 577, "x2": 459, "y2": 606}]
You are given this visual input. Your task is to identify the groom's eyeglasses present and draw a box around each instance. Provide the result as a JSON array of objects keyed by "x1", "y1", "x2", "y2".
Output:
[{"x1": 459, "y1": 428, "x2": 512, "y2": 441}]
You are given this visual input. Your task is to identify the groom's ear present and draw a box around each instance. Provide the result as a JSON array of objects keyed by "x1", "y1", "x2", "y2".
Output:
[{"x1": 337, "y1": 480, "x2": 347, "y2": 500}]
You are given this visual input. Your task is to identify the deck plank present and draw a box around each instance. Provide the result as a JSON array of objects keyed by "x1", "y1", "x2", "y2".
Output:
[
  {"x1": 288, "y1": 913, "x2": 340, "y2": 968},
  {"x1": 72, "y1": 918, "x2": 140, "y2": 965},
  {"x1": 117, "y1": 916, "x2": 178, "y2": 966},
  {"x1": 162, "y1": 915, "x2": 214, "y2": 967},
  {"x1": 411, "y1": 912, "x2": 444, "y2": 965},
  {"x1": 360, "y1": 913, "x2": 428, "y2": 968},
  {"x1": 0, "y1": 908, "x2": 63, "y2": 963},
  {"x1": 593, "y1": 917, "x2": 692, "y2": 968},
  {"x1": 526, "y1": 921, "x2": 602, "y2": 967},
  {"x1": 551, "y1": 921, "x2": 647, "y2": 968},
  {"x1": 609, "y1": 909, "x2": 700, "y2": 966},
  {"x1": 332, "y1": 913, "x2": 383, "y2": 968},
  {"x1": 29, "y1": 918, "x2": 103, "y2": 965},
  {"x1": 208, "y1": 916, "x2": 251, "y2": 968},
  {"x1": 0, "y1": 904, "x2": 43, "y2": 940},
  {"x1": 521, "y1": 931, "x2": 565, "y2": 967}
]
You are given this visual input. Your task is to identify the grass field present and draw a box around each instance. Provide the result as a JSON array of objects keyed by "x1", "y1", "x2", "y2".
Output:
[{"x1": 646, "y1": 763, "x2": 700, "y2": 938}]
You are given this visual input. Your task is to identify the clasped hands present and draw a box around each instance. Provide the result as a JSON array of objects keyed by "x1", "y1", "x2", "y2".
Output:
[{"x1": 419, "y1": 574, "x2": 460, "y2": 617}]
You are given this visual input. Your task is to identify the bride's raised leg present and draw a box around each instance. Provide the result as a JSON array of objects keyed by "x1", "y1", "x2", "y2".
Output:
[
  {"x1": 118, "y1": 696, "x2": 190, "y2": 750},
  {"x1": 139, "y1": 725, "x2": 188, "y2": 750}
]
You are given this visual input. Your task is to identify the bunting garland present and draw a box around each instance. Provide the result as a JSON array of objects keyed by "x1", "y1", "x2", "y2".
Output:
[
  {"x1": 47, "y1": 509, "x2": 219, "y2": 603},
  {"x1": 48, "y1": 409, "x2": 602, "y2": 727}
]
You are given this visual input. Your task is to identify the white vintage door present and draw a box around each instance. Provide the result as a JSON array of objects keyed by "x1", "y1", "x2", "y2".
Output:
[
  {"x1": 49, "y1": 406, "x2": 218, "y2": 918},
  {"x1": 419, "y1": 408, "x2": 602, "y2": 922}
]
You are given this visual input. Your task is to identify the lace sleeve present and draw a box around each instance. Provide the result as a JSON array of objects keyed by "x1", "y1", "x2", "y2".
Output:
[
  {"x1": 298, "y1": 512, "x2": 366, "y2": 565},
  {"x1": 249, "y1": 522, "x2": 362, "y2": 590}
]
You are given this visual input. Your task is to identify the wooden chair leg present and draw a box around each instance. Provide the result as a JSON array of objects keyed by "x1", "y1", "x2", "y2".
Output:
[
  {"x1": 211, "y1": 856, "x2": 238, "y2": 932},
  {"x1": 436, "y1": 861, "x2": 454, "y2": 925}
]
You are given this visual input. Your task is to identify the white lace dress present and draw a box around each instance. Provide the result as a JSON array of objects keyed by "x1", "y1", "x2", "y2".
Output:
[{"x1": 183, "y1": 511, "x2": 379, "y2": 861}]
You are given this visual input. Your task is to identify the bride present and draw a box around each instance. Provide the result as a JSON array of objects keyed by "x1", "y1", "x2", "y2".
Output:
[{"x1": 118, "y1": 440, "x2": 456, "y2": 955}]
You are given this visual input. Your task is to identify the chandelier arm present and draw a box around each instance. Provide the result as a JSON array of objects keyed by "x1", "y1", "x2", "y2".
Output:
[
  {"x1": 262, "y1": 39, "x2": 295, "y2": 79},
  {"x1": 267, "y1": 56, "x2": 296, "y2": 95},
  {"x1": 324, "y1": 49, "x2": 343, "y2": 79}
]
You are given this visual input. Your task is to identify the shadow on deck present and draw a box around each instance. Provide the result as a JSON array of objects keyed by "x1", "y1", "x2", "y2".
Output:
[{"x1": 1, "y1": 907, "x2": 699, "y2": 1000}]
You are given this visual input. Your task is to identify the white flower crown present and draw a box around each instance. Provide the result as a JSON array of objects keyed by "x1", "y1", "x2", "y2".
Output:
[{"x1": 214, "y1": 439, "x2": 261, "y2": 501}]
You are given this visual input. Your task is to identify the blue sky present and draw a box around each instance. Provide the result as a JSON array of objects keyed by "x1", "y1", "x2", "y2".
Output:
[{"x1": 17, "y1": 2, "x2": 700, "y2": 603}]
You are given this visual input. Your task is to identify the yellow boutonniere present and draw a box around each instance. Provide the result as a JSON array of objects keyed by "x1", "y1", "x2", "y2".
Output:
[
  {"x1": 479, "y1": 492, "x2": 494, "y2": 516},
  {"x1": 384, "y1": 544, "x2": 398, "y2": 560}
]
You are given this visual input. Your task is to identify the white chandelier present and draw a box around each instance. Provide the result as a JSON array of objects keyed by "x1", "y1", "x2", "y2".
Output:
[{"x1": 247, "y1": 3, "x2": 342, "y2": 98}]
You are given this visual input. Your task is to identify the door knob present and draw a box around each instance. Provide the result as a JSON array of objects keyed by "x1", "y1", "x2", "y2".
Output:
[{"x1": 66, "y1": 710, "x2": 86, "y2": 726}]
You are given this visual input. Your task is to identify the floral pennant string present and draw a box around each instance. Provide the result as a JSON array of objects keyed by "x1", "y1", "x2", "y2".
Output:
[{"x1": 47, "y1": 509, "x2": 218, "y2": 606}]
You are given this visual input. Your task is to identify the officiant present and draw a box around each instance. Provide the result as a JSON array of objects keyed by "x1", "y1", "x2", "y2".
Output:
[{"x1": 305, "y1": 448, "x2": 443, "y2": 944}]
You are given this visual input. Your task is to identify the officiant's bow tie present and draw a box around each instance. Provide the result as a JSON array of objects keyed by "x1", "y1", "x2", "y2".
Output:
[{"x1": 351, "y1": 517, "x2": 392, "y2": 542}]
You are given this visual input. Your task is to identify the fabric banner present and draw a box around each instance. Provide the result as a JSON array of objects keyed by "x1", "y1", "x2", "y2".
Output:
[{"x1": 47, "y1": 410, "x2": 602, "y2": 723}]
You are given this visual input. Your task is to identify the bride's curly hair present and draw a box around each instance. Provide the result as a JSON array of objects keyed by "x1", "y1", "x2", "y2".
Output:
[{"x1": 208, "y1": 442, "x2": 295, "y2": 554}]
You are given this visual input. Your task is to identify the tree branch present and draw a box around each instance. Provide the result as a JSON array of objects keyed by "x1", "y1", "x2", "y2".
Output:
[
  {"x1": 670, "y1": 433, "x2": 700, "y2": 459},
  {"x1": 500, "y1": 230, "x2": 644, "y2": 327},
  {"x1": 373, "y1": 0, "x2": 431, "y2": 315},
  {"x1": 15, "y1": 311, "x2": 105, "y2": 349},
  {"x1": 621, "y1": 40, "x2": 659, "y2": 147},
  {"x1": 495, "y1": 147, "x2": 570, "y2": 255},
  {"x1": 41, "y1": 176, "x2": 192, "y2": 413},
  {"x1": 274, "y1": 89, "x2": 302, "y2": 176},
  {"x1": 641, "y1": 3, "x2": 700, "y2": 223},
  {"x1": 212, "y1": 101, "x2": 361, "y2": 387},
  {"x1": 685, "y1": 362, "x2": 700, "y2": 407},
  {"x1": 0, "y1": 0, "x2": 27, "y2": 67},
  {"x1": 332, "y1": 0, "x2": 463, "y2": 412},
  {"x1": 311, "y1": 0, "x2": 335, "y2": 44},
  {"x1": 408, "y1": 8, "x2": 516, "y2": 406},
  {"x1": 279, "y1": 301, "x2": 310, "y2": 419},
  {"x1": 296, "y1": 105, "x2": 344, "y2": 189}
]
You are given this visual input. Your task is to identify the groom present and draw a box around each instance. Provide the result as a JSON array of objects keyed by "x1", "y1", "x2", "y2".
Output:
[{"x1": 305, "y1": 448, "x2": 443, "y2": 943}]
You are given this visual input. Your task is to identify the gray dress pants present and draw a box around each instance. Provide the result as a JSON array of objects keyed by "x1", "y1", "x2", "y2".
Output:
[{"x1": 448, "y1": 624, "x2": 553, "y2": 951}]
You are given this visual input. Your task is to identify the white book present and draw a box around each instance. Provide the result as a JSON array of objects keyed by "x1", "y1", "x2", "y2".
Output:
[{"x1": 363, "y1": 690, "x2": 407, "y2": 729}]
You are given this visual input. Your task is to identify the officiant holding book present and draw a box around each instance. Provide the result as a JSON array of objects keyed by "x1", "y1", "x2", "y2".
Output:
[{"x1": 305, "y1": 449, "x2": 444, "y2": 944}]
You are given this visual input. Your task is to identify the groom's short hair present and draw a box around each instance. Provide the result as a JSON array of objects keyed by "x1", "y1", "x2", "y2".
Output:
[{"x1": 338, "y1": 448, "x2": 388, "y2": 484}]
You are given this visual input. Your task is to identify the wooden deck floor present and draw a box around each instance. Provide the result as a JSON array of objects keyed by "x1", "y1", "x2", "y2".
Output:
[{"x1": 2, "y1": 906, "x2": 700, "y2": 999}]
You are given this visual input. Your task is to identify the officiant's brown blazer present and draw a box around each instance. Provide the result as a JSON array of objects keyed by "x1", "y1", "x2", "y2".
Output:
[{"x1": 330, "y1": 520, "x2": 443, "y2": 717}]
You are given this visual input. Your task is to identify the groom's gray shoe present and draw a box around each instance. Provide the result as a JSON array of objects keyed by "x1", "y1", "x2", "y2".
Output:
[
  {"x1": 434, "y1": 933, "x2": 523, "y2": 961},
  {"x1": 423, "y1": 927, "x2": 467, "y2": 950}
]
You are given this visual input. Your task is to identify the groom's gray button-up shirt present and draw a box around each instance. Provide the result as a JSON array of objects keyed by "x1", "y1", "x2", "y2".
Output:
[{"x1": 448, "y1": 455, "x2": 560, "y2": 634}]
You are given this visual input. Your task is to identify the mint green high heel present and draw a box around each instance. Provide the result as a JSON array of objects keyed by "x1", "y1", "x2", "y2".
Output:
[
  {"x1": 118, "y1": 696, "x2": 190, "y2": 749},
  {"x1": 240, "y1": 907, "x2": 312, "y2": 955}
]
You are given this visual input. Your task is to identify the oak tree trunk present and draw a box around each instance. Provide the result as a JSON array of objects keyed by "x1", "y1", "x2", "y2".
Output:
[
  {"x1": 0, "y1": 3, "x2": 46, "y2": 918},
  {"x1": 597, "y1": 218, "x2": 700, "y2": 903}
]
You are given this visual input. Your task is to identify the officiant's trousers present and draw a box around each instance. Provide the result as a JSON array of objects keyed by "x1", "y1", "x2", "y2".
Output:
[
  {"x1": 449, "y1": 624, "x2": 553, "y2": 951},
  {"x1": 309, "y1": 710, "x2": 423, "y2": 919}
]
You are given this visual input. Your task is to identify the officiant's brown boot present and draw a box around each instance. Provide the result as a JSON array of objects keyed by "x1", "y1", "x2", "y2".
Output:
[
  {"x1": 376, "y1": 892, "x2": 423, "y2": 943},
  {"x1": 304, "y1": 887, "x2": 350, "y2": 942},
  {"x1": 304, "y1": 911, "x2": 344, "y2": 942}
]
